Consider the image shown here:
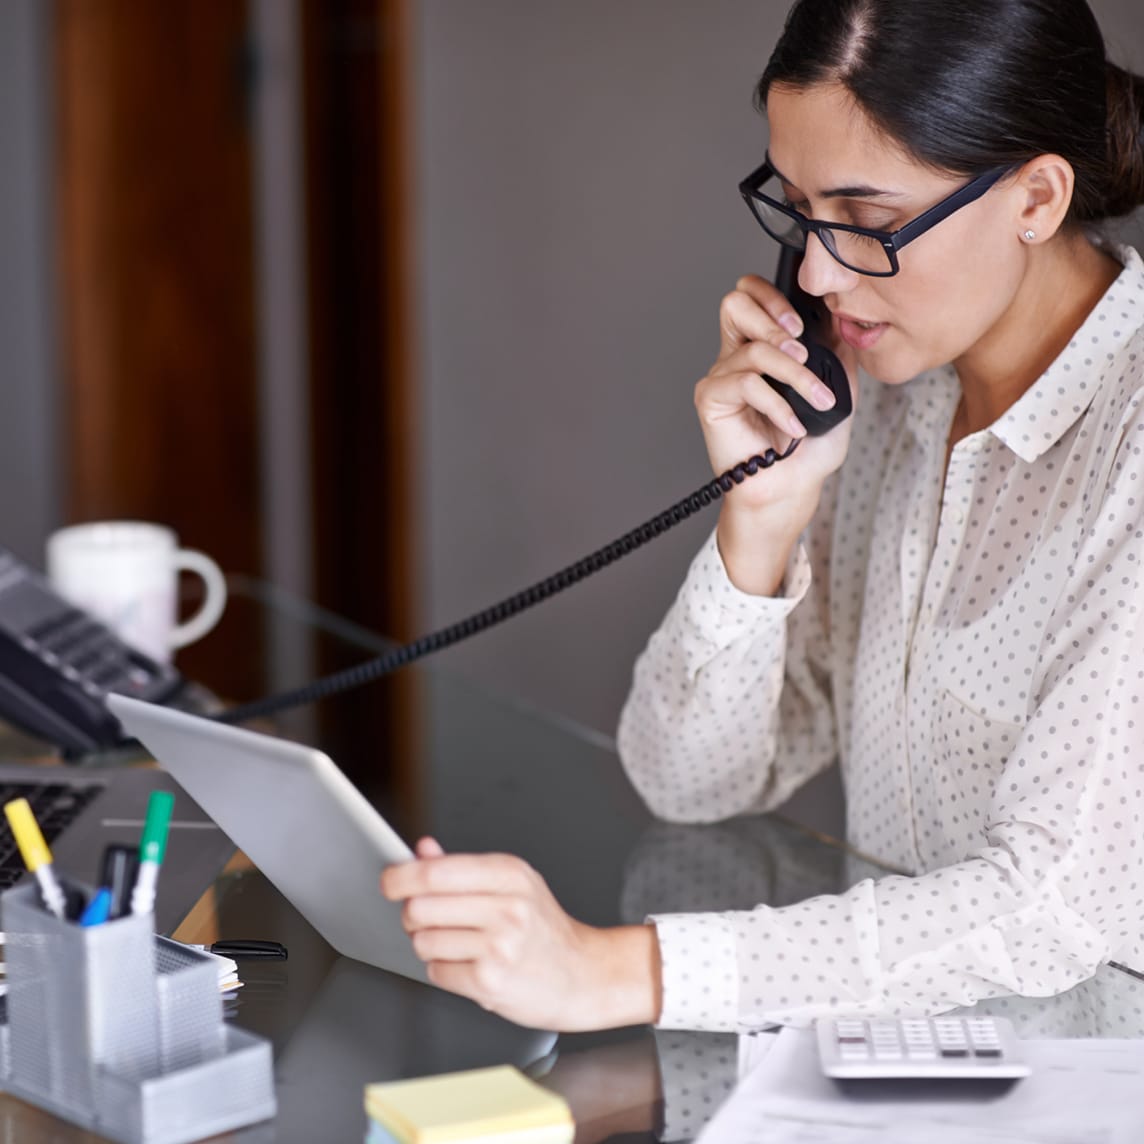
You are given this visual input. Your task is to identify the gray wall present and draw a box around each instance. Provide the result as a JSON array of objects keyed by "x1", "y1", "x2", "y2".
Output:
[
  {"x1": 1100, "y1": 0, "x2": 1144, "y2": 251},
  {"x1": 412, "y1": 1, "x2": 1144, "y2": 834},
  {"x1": 413, "y1": 0, "x2": 788, "y2": 736},
  {"x1": 0, "y1": 0, "x2": 60, "y2": 564},
  {"x1": 1099, "y1": 0, "x2": 1144, "y2": 69}
]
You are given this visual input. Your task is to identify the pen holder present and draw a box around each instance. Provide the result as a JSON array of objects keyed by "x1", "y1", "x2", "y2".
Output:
[{"x1": 0, "y1": 881, "x2": 276, "y2": 1144}]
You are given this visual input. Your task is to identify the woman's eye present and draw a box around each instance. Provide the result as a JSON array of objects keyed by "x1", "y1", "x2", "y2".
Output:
[
  {"x1": 849, "y1": 213, "x2": 897, "y2": 232},
  {"x1": 783, "y1": 197, "x2": 811, "y2": 214}
]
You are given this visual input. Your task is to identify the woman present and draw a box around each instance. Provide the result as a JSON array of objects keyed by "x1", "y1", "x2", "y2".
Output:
[{"x1": 383, "y1": 0, "x2": 1144, "y2": 1033}]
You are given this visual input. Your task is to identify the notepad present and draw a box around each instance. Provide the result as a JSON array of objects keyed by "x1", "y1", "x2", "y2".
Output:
[
  {"x1": 206, "y1": 950, "x2": 241, "y2": 994},
  {"x1": 154, "y1": 936, "x2": 241, "y2": 993},
  {"x1": 363, "y1": 1064, "x2": 574, "y2": 1144}
]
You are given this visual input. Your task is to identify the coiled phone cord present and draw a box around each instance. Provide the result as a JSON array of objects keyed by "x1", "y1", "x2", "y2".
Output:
[{"x1": 217, "y1": 440, "x2": 800, "y2": 726}]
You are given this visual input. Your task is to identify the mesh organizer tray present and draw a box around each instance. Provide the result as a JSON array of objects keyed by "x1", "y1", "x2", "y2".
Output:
[{"x1": 0, "y1": 880, "x2": 276, "y2": 1144}]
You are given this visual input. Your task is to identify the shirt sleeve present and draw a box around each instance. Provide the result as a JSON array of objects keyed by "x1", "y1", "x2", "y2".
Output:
[
  {"x1": 651, "y1": 402, "x2": 1144, "y2": 1031},
  {"x1": 616, "y1": 482, "x2": 840, "y2": 825}
]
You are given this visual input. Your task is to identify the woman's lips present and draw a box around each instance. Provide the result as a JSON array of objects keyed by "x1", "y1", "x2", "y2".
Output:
[{"x1": 835, "y1": 314, "x2": 889, "y2": 351}]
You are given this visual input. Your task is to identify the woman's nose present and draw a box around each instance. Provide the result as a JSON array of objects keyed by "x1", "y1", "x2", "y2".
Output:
[{"x1": 798, "y1": 232, "x2": 859, "y2": 299}]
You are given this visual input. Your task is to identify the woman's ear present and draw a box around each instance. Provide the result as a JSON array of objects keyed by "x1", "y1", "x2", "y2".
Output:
[{"x1": 1011, "y1": 154, "x2": 1075, "y2": 243}]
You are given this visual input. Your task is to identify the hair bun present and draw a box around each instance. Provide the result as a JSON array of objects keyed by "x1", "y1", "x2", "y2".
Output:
[{"x1": 1103, "y1": 61, "x2": 1144, "y2": 219}]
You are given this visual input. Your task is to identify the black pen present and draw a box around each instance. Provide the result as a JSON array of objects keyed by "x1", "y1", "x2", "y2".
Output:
[
  {"x1": 186, "y1": 939, "x2": 288, "y2": 961},
  {"x1": 99, "y1": 844, "x2": 139, "y2": 921}
]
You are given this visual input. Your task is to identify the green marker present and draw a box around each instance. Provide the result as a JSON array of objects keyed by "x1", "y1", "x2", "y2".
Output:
[{"x1": 129, "y1": 791, "x2": 175, "y2": 917}]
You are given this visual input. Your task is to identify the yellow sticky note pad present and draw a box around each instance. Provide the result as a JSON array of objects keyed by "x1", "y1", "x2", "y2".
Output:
[{"x1": 364, "y1": 1065, "x2": 573, "y2": 1143}]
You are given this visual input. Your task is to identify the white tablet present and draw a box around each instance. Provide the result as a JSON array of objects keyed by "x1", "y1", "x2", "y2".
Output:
[{"x1": 108, "y1": 693, "x2": 427, "y2": 983}]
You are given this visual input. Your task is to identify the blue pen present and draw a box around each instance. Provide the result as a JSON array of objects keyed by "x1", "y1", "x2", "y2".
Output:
[{"x1": 79, "y1": 887, "x2": 112, "y2": 927}]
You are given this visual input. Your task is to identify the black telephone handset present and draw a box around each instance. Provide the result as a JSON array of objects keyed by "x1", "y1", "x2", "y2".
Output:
[{"x1": 763, "y1": 246, "x2": 852, "y2": 436}]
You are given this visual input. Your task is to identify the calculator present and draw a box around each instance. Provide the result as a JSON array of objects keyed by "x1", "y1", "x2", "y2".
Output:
[{"x1": 815, "y1": 1015, "x2": 1031, "y2": 1080}]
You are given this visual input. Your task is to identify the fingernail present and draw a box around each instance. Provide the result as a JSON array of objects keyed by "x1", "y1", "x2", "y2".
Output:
[
  {"x1": 779, "y1": 312, "x2": 803, "y2": 337},
  {"x1": 781, "y1": 338, "x2": 809, "y2": 364},
  {"x1": 788, "y1": 414, "x2": 807, "y2": 437},
  {"x1": 808, "y1": 382, "x2": 834, "y2": 410}
]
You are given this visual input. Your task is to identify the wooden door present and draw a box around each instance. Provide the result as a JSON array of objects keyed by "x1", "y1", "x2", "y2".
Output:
[{"x1": 54, "y1": 0, "x2": 264, "y2": 701}]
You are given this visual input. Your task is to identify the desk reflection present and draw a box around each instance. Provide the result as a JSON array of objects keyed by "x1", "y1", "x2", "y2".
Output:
[{"x1": 541, "y1": 815, "x2": 1144, "y2": 1143}]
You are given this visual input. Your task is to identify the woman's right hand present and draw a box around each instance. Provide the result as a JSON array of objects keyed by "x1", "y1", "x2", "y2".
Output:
[{"x1": 695, "y1": 274, "x2": 857, "y2": 594}]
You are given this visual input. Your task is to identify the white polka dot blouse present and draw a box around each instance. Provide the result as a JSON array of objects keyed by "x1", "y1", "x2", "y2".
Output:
[{"x1": 617, "y1": 245, "x2": 1144, "y2": 1032}]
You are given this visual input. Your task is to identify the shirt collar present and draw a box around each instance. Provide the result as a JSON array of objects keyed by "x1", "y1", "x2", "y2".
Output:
[{"x1": 991, "y1": 245, "x2": 1144, "y2": 463}]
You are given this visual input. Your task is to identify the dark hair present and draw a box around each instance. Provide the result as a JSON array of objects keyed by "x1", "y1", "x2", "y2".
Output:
[{"x1": 757, "y1": 0, "x2": 1144, "y2": 223}]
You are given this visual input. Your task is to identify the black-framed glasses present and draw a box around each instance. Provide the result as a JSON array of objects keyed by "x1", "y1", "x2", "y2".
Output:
[{"x1": 738, "y1": 160, "x2": 1013, "y2": 277}]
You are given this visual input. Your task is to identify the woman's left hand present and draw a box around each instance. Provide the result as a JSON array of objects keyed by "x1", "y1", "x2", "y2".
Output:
[{"x1": 380, "y1": 838, "x2": 662, "y2": 1031}]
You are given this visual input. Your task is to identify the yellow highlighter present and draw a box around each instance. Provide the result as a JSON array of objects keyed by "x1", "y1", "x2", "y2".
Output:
[{"x1": 4, "y1": 798, "x2": 67, "y2": 919}]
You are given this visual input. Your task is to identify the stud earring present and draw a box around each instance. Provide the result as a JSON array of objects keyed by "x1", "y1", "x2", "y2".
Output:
[{"x1": 1023, "y1": 229, "x2": 1037, "y2": 241}]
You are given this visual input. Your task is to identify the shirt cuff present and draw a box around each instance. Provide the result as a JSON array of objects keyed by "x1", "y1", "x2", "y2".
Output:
[
  {"x1": 651, "y1": 912, "x2": 740, "y2": 1032},
  {"x1": 679, "y1": 530, "x2": 812, "y2": 649}
]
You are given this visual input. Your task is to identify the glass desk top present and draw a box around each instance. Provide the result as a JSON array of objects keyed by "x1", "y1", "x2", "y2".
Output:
[{"x1": 0, "y1": 578, "x2": 1141, "y2": 1142}]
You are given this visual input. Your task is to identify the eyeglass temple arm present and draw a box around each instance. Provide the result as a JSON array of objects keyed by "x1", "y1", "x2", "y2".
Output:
[{"x1": 893, "y1": 166, "x2": 1012, "y2": 248}]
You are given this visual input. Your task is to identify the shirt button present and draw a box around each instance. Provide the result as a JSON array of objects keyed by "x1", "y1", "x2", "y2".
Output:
[{"x1": 950, "y1": 506, "x2": 966, "y2": 526}]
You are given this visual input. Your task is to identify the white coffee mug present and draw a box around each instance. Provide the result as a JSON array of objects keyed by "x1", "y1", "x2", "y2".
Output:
[{"x1": 46, "y1": 521, "x2": 228, "y2": 663}]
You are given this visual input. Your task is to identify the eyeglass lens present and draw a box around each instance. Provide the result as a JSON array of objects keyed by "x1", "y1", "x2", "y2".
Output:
[{"x1": 748, "y1": 197, "x2": 894, "y2": 275}]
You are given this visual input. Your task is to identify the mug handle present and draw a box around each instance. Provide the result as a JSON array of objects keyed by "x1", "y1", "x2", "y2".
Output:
[{"x1": 170, "y1": 549, "x2": 228, "y2": 650}]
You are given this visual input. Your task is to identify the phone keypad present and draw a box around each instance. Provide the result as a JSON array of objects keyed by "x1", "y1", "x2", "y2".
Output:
[
  {"x1": 0, "y1": 549, "x2": 184, "y2": 753},
  {"x1": 24, "y1": 608, "x2": 160, "y2": 695}
]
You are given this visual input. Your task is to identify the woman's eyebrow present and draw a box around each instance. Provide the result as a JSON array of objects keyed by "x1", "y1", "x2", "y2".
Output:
[{"x1": 768, "y1": 155, "x2": 906, "y2": 201}]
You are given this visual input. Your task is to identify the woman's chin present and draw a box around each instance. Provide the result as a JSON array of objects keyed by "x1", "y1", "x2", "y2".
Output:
[{"x1": 858, "y1": 346, "x2": 931, "y2": 386}]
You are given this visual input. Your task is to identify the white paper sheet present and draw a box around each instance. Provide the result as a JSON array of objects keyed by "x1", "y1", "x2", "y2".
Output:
[
  {"x1": 698, "y1": 1027, "x2": 1144, "y2": 1144},
  {"x1": 737, "y1": 1028, "x2": 781, "y2": 1076}
]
